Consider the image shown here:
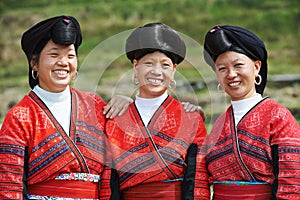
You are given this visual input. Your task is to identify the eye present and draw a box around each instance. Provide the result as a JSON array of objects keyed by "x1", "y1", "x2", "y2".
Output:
[
  {"x1": 49, "y1": 53, "x2": 59, "y2": 58},
  {"x1": 235, "y1": 62, "x2": 243, "y2": 67},
  {"x1": 218, "y1": 67, "x2": 226, "y2": 72},
  {"x1": 143, "y1": 62, "x2": 153, "y2": 67},
  {"x1": 162, "y1": 63, "x2": 171, "y2": 68},
  {"x1": 68, "y1": 54, "x2": 76, "y2": 59}
]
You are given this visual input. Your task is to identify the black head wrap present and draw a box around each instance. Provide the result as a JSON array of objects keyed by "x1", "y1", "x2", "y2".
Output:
[
  {"x1": 21, "y1": 15, "x2": 82, "y2": 89},
  {"x1": 203, "y1": 25, "x2": 268, "y2": 94},
  {"x1": 125, "y1": 22, "x2": 186, "y2": 64}
]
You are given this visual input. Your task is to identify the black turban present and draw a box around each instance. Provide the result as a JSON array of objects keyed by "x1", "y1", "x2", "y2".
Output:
[
  {"x1": 21, "y1": 15, "x2": 82, "y2": 89},
  {"x1": 125, "y1": 22, "x2": 186, "y2": 65},
  {"x1": 204, "y1": 25, "x2": 268, "y2": 95}
]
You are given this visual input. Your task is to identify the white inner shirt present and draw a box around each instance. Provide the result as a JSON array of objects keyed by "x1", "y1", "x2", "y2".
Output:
[
  {"x1": 231, "y1": 94, "x2": 263, "y2": 126},
  {"x1": 135, "y1": 92, "x2": 168, "y2": 126},
  {"x1": 33, "y1": 85, "x2": 71, "y2": 134}
]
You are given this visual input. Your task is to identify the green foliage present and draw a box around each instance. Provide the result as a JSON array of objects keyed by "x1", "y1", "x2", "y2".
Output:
[{"x1": 0, "y1": 0, "x2": 299, "y2": 122}]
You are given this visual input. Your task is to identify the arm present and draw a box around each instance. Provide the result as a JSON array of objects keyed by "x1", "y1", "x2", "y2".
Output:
[
  {"x1": 193, "y1": 117, "x2": 210, "y2": 199},
  {"x1": 270, "y1": 109, "x2": 300, "y2": 199},
  {"x1": 0, "y1": 110, "x2": 28, "y2": 199},
  {"x1": 103, "y1": 95, "x2": 133, "y2": 119},
  {"x1": 100, "y1": 120, "x2": 120, "y2": 200},
  {"x1": 182, "y1": 112, "x2": 210, "y2": 200},
  {"x1": 181, "y1": 102, "x2": 206, "y2": 121}
]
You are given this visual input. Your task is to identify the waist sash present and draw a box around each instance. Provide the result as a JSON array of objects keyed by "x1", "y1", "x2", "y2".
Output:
[
  {"x1": 27, "y1": 179, "x2": 99, "y2": 199},
  {"x1": 122, "y1": 181, "x2": 182, "y2": 200},
  {"x1": 213, "y1": 182, "x2": 272, "y2": 200}
]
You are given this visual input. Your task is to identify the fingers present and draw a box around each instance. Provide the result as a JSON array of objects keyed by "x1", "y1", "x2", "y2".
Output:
[
  {"x1": 182, "y1": 102, "x2": 206, "y2": 121},
  {"x1": 103, "y1": 103, "x2": 112, "y2": 115},
  {"x1": 182, "y1": 102, "x2": 195, "y2": 112},
  {"x1": 104, "y1": 95, "x2": 133, "y2": 119}
]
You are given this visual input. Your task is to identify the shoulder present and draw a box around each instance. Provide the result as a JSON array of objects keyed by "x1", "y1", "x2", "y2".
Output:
[
  {"x1": 70, "y1": 87, "x2": 106, "y2": 105},
  {"x1": 1, "y1": 93, "x2": 38, "y2": 126},
  {"x1": 259, "y1": 97, "x2": 293, "y2": 117}
]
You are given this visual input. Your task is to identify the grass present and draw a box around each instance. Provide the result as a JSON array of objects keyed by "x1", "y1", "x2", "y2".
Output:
[{"x1": 0, "y1": 0, "x2": 299, "y2": 123}]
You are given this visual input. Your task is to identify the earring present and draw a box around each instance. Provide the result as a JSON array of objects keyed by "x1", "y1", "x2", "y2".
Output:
[
  {"x1": 217, "y1": 83, "x2": 224, "y2": 93},
  {"x1": 132, "y1": 75, "x2": 139, "y2": 85},
  {"x1": 168, "y1": 80, "x2": 176, "y2": 89},
  {"x1": 72, "y1": 71, "x2": 78, "y2": 80},
  {"x1": 31, "y1": 70, "x2": 38, "y2": 80},
  {"x1": 255, "y1": 74, "x2": 262, "y2": 85}
]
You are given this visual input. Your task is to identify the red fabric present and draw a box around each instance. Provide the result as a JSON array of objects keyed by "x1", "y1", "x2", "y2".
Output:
[
  {"x1": 122, "y1": 181, "x2": 182, "y2": 200},
  {"x1": 206, "y1": 97, "x2": 300, "y2": 199},
  {"x1": 105, "y1": 96, "x2": 210, "y2": 199},
  {"x1": 27, "y1": 180, "x2": 98, "y2": 198},
  {"x1": 0, "y1": 87, "x2": 109, "y2": 199},
  {"x1": 213, "y1": 184, "x2": 272, "y2": 200}
]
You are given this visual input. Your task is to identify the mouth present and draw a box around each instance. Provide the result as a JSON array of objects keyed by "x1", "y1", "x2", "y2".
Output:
[
  {"x1": 53, "y1": 70, "x2": 69, "y2": 77},
  {"x1": 147, "y1": 78, "x2": 163, "y2": 85},
  {"x1": 228, "y1": 81, "x2": 241, "y2": 87}
]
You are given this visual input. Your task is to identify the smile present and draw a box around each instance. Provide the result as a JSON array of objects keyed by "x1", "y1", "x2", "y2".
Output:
[
  {"x1": 147, "y1": 78, "x2": 163, "y2": 84},
  {"x1": 53, "y1": 70, "x2": 69, "y2": 75},
  {"x1": 228, "y1": 82, "x2": 241, "y2": 87}
]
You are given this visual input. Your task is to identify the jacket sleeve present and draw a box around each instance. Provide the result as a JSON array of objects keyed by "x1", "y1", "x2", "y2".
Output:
[
  {"x1": 0, "y1": 107, "x2": 29, "y2": 199},
  {"x1": 182, "y1": 112, "x2": 210, "y2": 200},
  {"x1": 270, "y1": 106, "x2": 300, "y2": 199},
  {"x1": 100, "y1": 125, "x2": 120, "y2": 200}
]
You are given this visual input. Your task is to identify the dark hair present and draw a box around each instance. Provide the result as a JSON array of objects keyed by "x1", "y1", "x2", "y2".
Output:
[
  {"x1": 21, "y1": 15, "x2": 82, "y2": 89},
  {"x1": 125, "y1": 22, "x2": 186, "y2": 64},
  {"x1": 204, "y1": 25, "x2": 268, "y2": 95},
  {"x1": 33, "y1": 18, "x2": 80, "y2": 56}
]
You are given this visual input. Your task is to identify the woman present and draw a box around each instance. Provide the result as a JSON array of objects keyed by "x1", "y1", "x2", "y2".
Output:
[
  {"x1": 0, "y1": 15, "x2": 130, "y2": 199},
  {"x1": 203, "y1": 25, "x2": 300, "y2": 199},
  {"x1": 104, "y1": 22, "x2": 210, "y2": 199}
]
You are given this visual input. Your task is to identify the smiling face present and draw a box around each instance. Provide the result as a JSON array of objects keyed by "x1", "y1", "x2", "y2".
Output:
[
  {"x1": 215, "y1": 51, "x2": 261, "y2": 101},
  {"x1": 133, "y1": 51, "x2": 176, "y2": 98},
  {"x1": 31, "y1": 39, "x2": 77, "y2": 93}
]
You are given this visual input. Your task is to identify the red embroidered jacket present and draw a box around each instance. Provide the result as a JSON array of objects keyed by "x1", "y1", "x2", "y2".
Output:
[
  {"x1": 206, "y1": 97, "x2": 300, "y2": 199},
  {"x1": 0, "y1": 87, "x2": 109, "y2": 199},
  {"x1": 104, "y1": 95, "x2": 210, "y2": 199}
]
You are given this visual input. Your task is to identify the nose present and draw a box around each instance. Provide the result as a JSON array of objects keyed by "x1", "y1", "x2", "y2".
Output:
[
  {"x1": 227, "y1": 68, "x2": 237, "y2": 79},
  {"x1": 57, "y1": 57, "x2": 68, "y2": 66},
  {"x1": 151, "y1": 64, "x2": 163, "y2": 75}
]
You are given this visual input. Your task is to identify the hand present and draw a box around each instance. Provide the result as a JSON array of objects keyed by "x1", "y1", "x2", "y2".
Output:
[
  {"x1": 181, "y1": 102, "x2": 206, "y2": 121},
  {"x1": 103, "y1": 95, "x2": 133, "y2": 119}
]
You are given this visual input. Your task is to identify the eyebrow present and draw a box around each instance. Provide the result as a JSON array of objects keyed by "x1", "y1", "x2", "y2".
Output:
[
  {"x1": 216, "y1": 58, "x2": 242, "y2": 66},
  {"x1": 47, "y1": 47, "x2": 75, "y2": 52}
]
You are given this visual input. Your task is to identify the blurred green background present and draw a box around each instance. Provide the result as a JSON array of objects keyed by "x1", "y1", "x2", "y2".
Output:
[{"x1": 0, "y1": 0, "x2": 299, "y2": 124}]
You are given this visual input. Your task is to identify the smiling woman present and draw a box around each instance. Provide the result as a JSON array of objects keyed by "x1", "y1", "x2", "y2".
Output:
[
  {"x1": 203, "y1": 24, "x2": 300, "y2": 199},
  {"x1": 133, "y1": 51, "x2": 175, "y2": 98},
  {"x1": 0, "y1": 15, "x2": 129, "y2": 199},
  {"x1": 103, "y1": 22, "x2": 210, "y2": 199}
]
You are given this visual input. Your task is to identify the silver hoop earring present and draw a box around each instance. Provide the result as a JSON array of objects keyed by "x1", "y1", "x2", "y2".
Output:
[
  {"x1": 73, "y1": 71, "x2": 78, "y2": 80},
  {"x1": 169, "y1": 80, "x2": 176, "y2": 89},
  {"x1": 131, "y1": 75, "x2": 139, "y2": 85},
  {"x1": 217, "y1": 83, "x2": 224, "y2": 93},
  {"x1": 255, "y1": 74, "x2": 262, "y2": 85},
  {"x1": 31, "y1": 70, "x2": 38, "y2": 80}
]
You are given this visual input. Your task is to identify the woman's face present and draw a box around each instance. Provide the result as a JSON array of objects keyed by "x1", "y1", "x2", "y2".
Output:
[
  {"x1": 31, "y1": 39, "x2": 77, "y2": 93},
  {"x1": 215, "y1": 51, "x2": 261, "y2": 101},
  {"x1": 133, "y1": 51, "x2": 176, "y2": 98}
]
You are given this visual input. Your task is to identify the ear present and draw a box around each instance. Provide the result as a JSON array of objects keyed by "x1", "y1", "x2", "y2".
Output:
[
  {"x1": 133, "y1": 59, "x2": 138, "y2": 76},
  {"x1": 254, "y1": 60, "x2": 261, "y2": 76},
  {"x1": 30, "y1": 55, "x2": 37, "y2": 70},
  {"x1": 171, "y1": 64, "x2": 177, "y2": 78}
]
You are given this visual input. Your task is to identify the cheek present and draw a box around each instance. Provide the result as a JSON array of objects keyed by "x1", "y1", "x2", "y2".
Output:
[{"x1": 71, "y1": 59, "x2": 78, "y2": 68}]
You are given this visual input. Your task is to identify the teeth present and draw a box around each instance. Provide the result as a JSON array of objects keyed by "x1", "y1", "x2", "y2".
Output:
[
  {"x1": 229, "y1": 82, "x2": 240, "y2": 87},
  {"x1": 148, "y1": 78, "x2": 162, "y2": 83},
  {"x1": 53, "y1": 70, "x2": 68, "y2": 75}
]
